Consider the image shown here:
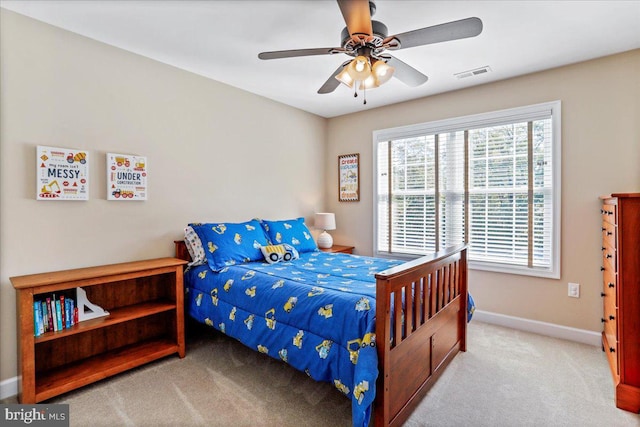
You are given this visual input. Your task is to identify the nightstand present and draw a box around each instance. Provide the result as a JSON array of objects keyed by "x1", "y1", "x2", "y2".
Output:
[{"x1": 320, "y1": 245, "x2": 354, "y2": 254}]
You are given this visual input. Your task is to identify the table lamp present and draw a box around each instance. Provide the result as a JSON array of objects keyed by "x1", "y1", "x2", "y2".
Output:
[{"x1": 315, "y1": 213, "x2": 336, "y2": 249}]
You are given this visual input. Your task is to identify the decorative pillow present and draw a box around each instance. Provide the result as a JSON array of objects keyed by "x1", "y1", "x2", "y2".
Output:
[
  {"x1": 260, "y1": 244, "x2": 299, "y2": 264},
  {"x1": 260, "y1": 217, "x2": 318, "y2": 253},
  {"x1": 184, "y1": 226, "x2": 206, "y2": 266},
  {"x1": 189, "y1": 220, "x2": 270, "y2": 271}
]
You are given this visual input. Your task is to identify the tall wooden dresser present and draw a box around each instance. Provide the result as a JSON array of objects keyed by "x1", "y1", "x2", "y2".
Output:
[{"x1": 600, "y1": 193, "x2": 640, "y2": 413}]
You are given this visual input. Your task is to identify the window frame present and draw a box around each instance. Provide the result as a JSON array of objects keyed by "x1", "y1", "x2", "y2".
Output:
[{"x1": 372, "y1": 101, "x2": 561, "y2": 279}]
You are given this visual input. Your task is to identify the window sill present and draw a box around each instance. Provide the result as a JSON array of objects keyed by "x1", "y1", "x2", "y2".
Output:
[{"x1": 375, "y1": 251, "x2": 559, "y2": 279}]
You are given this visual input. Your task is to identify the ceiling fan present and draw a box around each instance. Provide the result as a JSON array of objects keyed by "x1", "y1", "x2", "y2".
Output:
[{"x1": 258, "y1": 0, "x2": 483, "y2": 99}]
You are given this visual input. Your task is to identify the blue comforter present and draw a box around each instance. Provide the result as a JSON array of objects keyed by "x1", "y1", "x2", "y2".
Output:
[{"x1": 185, "y1": 251, "x2": 402, "y2": 427}]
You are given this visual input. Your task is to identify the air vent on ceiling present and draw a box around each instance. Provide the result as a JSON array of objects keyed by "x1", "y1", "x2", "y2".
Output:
[{"x1": 454, "y1": 66, "x2": 492, "y2": 79}]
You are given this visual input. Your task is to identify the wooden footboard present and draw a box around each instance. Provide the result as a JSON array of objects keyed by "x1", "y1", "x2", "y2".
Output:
[
  {"x1": 174, "y1": 240, "x2": 467, "y2": 427},
  {"x1": 374, "y1": 245, "x2": 468, "y2": 427}
]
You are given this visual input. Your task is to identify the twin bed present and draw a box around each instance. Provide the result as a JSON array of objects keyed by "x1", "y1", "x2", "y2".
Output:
[{"x1": 175, "y1": 218, "x2": 469, "y2": 427}]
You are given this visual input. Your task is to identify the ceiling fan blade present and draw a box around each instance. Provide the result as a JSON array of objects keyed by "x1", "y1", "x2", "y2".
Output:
[
  {"x1": 318, "y1": 61, "x2": 351, "y2": 94},
  {"x1": 337, "y1": 0, "x2": 373, "y2": 40},
  {"x1": 385, "y1": 17, "x2": 483, "y2": 50},
  {"x1": 386, "y1": 56, "x2": 428, "y2": 87},
  {"x1": 258, "y1": 47, "x2": 345, "y2": 60}
]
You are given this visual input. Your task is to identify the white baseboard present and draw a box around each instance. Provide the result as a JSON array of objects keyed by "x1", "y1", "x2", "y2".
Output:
[
  {"x1": 0, "y1": 376, "x2": 18, "y2": 401},
  {"x1": 473, "y1": 310, "x2": 601, "y2": 347}
]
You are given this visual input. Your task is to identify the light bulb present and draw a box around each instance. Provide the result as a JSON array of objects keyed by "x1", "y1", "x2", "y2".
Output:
[
  {"x1": 345, "y1": 55, "x2": 372, "y2": 81},
  {"x1": 371, "y1": 60, "x2": 394, "y2": 85},
  {"x1": 359, "y1": 74, "x2": 378, "y2": 90}
]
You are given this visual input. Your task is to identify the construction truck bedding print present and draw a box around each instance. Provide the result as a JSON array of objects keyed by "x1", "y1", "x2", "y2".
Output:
[{"x1": 185, "y1": 251, "x2": 402, "y2": 427}]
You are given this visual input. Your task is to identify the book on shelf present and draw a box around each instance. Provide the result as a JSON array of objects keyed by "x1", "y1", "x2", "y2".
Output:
[
  {"x1": 33, "y1": 302, "x2": 43, "y2": 336},
  {"x1": 64, "y1": 297, "x2": 71, "y2": 329},
  {"x1": 46, "y1": 297, "x2": 53, "y2": 332},
  {"x1": 60, "y1": 295, "x2": 65, "y2": 330},
  {"x1": 55, "y1": 298, "x2": 62, "y2": 331},
  {"x1": 50, "y1": 296, "x2": 58, "y2": 332},
  {"x1": 41, "y1": 301, "x2": 48, "y2": 333}
]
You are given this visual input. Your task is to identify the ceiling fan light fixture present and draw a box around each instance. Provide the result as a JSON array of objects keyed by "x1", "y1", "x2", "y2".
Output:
[
  {"x1": 335, "y1": 66, "x2": 355, "y2": 88},
  {"x1": 346, "y1": 55, "x2": 372, "y2": 81},
  {"x1": 359, "y1": 74, "x2": 379, "y2": 90},
  {"x1": 372, "y1": 60, "x2": 394, "y2": 84}
]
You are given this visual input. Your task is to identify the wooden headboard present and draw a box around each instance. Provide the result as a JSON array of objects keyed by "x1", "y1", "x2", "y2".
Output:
[{"x1": 174, "y1": 240, "x2": 191, "y2": 262}]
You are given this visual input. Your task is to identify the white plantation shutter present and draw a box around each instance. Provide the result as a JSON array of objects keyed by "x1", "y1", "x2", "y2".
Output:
[
  {"x1": 374, "y1": 102, "x2": 560, "y2": 278},
  {"x1": 438, "y1": 131, "x2": 466, "y2": 250}
]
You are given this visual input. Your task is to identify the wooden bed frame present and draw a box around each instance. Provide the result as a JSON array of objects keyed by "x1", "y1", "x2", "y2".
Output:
[{"x1": 174, "y1": 241, "x2": 468, "y2": 427}]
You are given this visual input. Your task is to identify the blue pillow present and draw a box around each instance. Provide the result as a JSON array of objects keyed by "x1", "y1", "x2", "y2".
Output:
[
  {"x1": 190, "y1": 220, "x2": 270, "y2": 271},
  {"x1": 260, "y1": 217, "x2": 317, "y2": 253}
]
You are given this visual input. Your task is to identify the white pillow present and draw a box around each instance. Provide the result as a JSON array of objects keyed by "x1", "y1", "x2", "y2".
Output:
[{"x1": 184, "y1": 226, "x2": 206, "y2": 266}]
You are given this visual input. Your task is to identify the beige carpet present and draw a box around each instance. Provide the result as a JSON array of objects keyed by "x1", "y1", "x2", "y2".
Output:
[{"x1": 3, "y1": 321, "x2": 639, "y2": 426}]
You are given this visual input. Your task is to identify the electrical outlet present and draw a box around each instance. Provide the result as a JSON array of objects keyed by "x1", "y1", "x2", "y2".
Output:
[{"x1": 568, "y1": 282, "x2": 580, "y2": 298}]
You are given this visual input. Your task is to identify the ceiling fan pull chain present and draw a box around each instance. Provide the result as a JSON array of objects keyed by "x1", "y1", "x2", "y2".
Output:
[{"x1": 363, "y1": 84, "x2": 367, "y2": 105}]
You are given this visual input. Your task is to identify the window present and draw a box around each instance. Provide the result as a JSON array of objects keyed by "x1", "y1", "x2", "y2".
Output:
[{"x1": 374, "y1": 101, "x2": 561, "y2": 278}]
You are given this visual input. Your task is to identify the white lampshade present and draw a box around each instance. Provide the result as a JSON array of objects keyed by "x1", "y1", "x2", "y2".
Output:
[
  {"x1": 315, "y1": 213, "x2": 336, "y2": 249},
  {"x1": 315, "y1": 213, "x2": 336, "y2": 231}
]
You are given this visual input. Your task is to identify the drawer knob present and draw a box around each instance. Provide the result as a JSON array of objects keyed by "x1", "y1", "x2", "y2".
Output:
[
  {"x1": 609, "y1": 347, "x2": 615, "y2": 353},
  {"x1": 608, "y1": 283, "x2": 615, "y2": 288},
  {"x1": 607, "y1": 211, "x2": 613, "y2": 215},
  {"x1": 601, "y1": 266, "x2": 605, "y2": 271},
  {"x1": 601, "y1": 318, "x2": 606, "y2": 323},
  {"x1": 601, "y1": 227, "x2": 606, "y2": 231},
  {"x1": 609, "y1": 315, "x2": 615, "y2": 320},
  {"x1": 607, "y1": 231, "x2": 613, "y2": 236},
  {"x1": 606, "y1": 254, "x2": 613, "y2": 259},
  {"x1": 601, "y1": 209, "x2": 605, "y2": 214},
  {"x1": 601, "y1": 292, "x2": 606, "y2": 297}
]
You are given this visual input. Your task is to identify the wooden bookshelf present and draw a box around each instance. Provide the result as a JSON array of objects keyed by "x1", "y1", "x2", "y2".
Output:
[{"x1": 11, "y1": 257, "x2": 188, "y2": 403}]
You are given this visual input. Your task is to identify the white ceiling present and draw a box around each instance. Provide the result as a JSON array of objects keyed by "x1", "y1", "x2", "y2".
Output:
[{"x1": 2, "y1": 0, "x2": 640, "y2": 118}]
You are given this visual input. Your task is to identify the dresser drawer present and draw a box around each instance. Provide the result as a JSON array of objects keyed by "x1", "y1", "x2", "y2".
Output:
[
  {"x1": 601, "y1": 221, "x2": 616, "y2": 248},
  {"x1": 603, "y1": 295, "x2": 617, "y2": 340},
  {"x1": 602, "y1": 268, "x2": 617, "y2": 303},
  {"x1": 602, "y1": 244, "x2": 617, "y2": 272},
  {"x1": 604, "y1": 337, "x2": 619, "y2": 376},
  {"x1": 601, "y1": 204, "x2": 617, "y2": 225}
]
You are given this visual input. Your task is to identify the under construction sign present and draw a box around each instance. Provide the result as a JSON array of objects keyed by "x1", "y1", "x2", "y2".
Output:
[
  {"x1": 107, "y1": 153, "x2": 147, "y2": 200},
  {"x1": 37, "y1": 146, "x2": 89, "y2": 201}
]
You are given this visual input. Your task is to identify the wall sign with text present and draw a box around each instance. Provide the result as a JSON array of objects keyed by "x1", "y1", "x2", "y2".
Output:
[
  {"x1": 338, "y1": 153, "x2": 359, "y2": 202},
  {"x1": 107, "y1": 153, "x2": 148, "y2": 200},
  {"x1": 37, "y1": 146, "x2": 89, "y2": 201}
]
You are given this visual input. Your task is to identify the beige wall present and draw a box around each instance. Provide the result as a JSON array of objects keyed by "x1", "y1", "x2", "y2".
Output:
[
  {"x1": 0, "y1": 10, "x2": 326, "y2": 381},
  {"x1": 326, "y1": 49, "x2": 640, "y2": 333}
]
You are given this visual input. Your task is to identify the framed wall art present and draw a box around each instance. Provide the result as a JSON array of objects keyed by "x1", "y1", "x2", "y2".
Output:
[
  {"x1": 37, "y1": 146, "x2": 89, "y2": 200},
  {"x1": 107, "y1": 153, "x2": 148, "y2": 200},
  {"x1": 338, "y1": 153, "x2": 359, "y2": 202}
]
